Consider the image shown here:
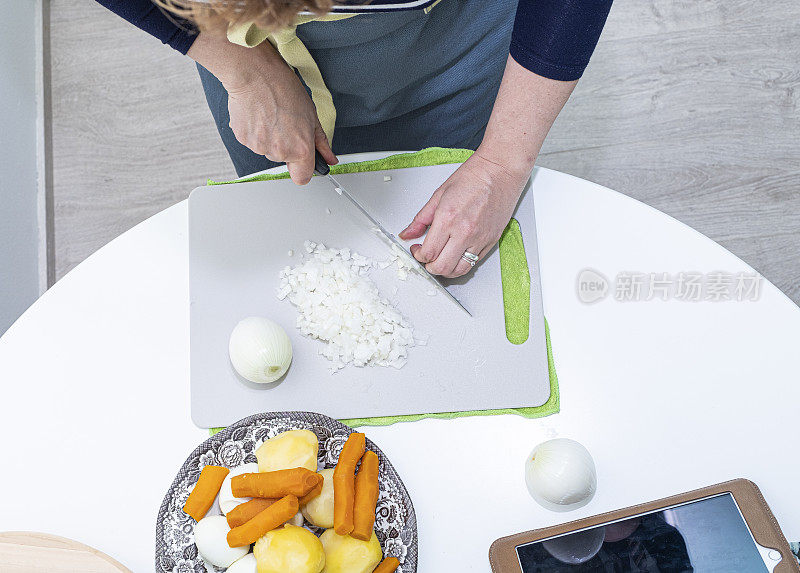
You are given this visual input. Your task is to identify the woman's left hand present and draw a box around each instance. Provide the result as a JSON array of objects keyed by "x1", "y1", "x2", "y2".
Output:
[{"x1": 398, "y1": 150, "x2": 529, "y2": 278}]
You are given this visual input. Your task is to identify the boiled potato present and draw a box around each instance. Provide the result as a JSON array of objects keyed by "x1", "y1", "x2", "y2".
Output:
[
  {"x1": 253, "y1": 524, "x2": 325, "y2": 573},
  {"x1": 257, "y1": 429, "x2": 319, "y2": 473},
  {"x1": 301, "y1": 468, "x2": 335, "y2": 528},
  {"x1": 320, "y1": 529, "x2": 382, "y2": 573}
]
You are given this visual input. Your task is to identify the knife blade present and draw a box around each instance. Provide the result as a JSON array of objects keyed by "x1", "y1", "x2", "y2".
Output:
[{"x1": 313, "y1": 151, "x2": 471, "y2": 316}]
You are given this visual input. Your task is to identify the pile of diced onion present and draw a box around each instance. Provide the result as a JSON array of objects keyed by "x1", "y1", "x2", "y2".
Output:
[{"x1": 277, "y1": 241, "x2": 415, "y2": 371}]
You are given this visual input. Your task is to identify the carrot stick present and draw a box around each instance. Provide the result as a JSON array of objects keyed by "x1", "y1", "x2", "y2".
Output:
[
  {"x1": 231, "y1": 468, "x2": 321, "y2": 498},
  {"x1": 183, "y1": 465, "x2": 229, "y2": 521},
  {"x1": 226, "y1": 497, "x2": 277, "y2": 528},
  {"x1": 226, "y1": 494, "x2": 299, "y2": 548},
  {"x1": 351, "y1": 450, "x2": 380, "y2": 541},
  {"x1": 373, "y1": 557, "x2": 400, "y2": 573},
  {"x1": 299, "y1": 476, "x2": 324, "y2": 506},
  {"x1": 333, "y1": 432, "x2": 365, "y2": 535}
]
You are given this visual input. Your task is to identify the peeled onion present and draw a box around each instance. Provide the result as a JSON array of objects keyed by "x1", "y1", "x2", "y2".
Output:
[
  {"x1": 229, "y1": 317, "x2": 292, "y2": 383},
  {"x1": 226, "y1": 553, "x2": 257, "y2": 573},
  {"x1": 194, "y1": 515, "x2": 248, "y2": 568},
  {"x1": 218, "y1": 462, "x2": 259, "y2": 514},
  {"x1": 524, "y1": 438, "x2": 597, "y2": 511}
]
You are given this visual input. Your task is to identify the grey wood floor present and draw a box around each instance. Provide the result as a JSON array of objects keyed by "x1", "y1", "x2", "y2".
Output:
[{"x1": 50, "y1": 0, "x2": 800, "y2": 303}]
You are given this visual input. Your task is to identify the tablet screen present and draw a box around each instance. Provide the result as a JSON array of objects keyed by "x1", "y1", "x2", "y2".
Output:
[{"x1": 516, "y1": 493, "x2": 770, "y2": 572}]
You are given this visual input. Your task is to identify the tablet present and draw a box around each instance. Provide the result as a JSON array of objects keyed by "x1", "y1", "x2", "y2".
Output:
[{"x1": 490, "y1": 479, "x2": 799, "y2": 573}]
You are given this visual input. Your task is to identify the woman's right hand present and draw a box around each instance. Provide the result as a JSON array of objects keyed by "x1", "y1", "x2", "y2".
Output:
[{"x1": 188, "y1": 32, "x2": 337, "y2": 184}]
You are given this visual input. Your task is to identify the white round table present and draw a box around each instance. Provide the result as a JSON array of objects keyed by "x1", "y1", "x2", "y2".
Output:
[{"x1": 1, "y1": 153, "x2": 798, "y2": 571}]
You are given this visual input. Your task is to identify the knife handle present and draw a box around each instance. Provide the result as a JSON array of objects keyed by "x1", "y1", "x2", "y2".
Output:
[{"x1": 313, "y1": 150, "x2": 330, "y2": 177}]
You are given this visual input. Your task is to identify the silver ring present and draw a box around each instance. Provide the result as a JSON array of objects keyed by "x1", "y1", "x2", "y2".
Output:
[{"x1": 461, "y1": 251, "x2": 479, "y2": 267}]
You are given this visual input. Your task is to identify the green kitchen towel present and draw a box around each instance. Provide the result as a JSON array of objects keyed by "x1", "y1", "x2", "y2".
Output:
[
  {"x1": 208, "y1": 147, "x2": 559, "y2": 429},
  {"x1": 499, "y1": 218, "x2": 531, "y2": 345},
  {"x1": 207, "y1": 147, "x2": 475, "y2": 186}
]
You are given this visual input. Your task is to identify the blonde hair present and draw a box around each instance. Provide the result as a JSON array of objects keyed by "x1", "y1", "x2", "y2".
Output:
[{"x1": 153, "y1": 0, "x2": 336, "y2": 33}]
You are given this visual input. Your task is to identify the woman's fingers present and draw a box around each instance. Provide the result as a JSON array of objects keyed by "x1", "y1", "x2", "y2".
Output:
[
  {"x1": 399, "y1": 186, "x2": 446, "y2": 240},
  {"x1": 314, "y1": 120, "x2": 338, "y2": 166},
  {"x1": 428, "y1": 237, "x2": 485, "y2": 278},
  {"x1": 283, "y1": 127, "x2": 316, "y2": 184},
  {"x1": 426, "y1": 237, "x2": 463, "y2": 277},
  {"x1": 286, "y1": 146, "x2": 315, "y2": 185},
  {"x1": 452, "y1": 244, "x2": 492, "y2": 277},
  {"x1": 410, "y1": 219, "x2": 450, "y2": 265},
  {"x1": 452, "y1": 257, "x2": 474, "y2": 278}
]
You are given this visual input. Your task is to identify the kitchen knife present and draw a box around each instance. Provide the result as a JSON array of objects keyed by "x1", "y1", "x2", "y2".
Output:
[{"x1": 313, "y1": 151, "x2": 471, "y2": 316}]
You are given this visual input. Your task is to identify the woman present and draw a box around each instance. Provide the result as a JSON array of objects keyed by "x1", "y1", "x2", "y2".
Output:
[{"x1": 96, "y1": 0, "x2": 612, "y2": 278}]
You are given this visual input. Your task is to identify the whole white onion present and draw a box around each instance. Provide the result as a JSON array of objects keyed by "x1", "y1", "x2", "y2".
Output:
[
  {"x1": 226, "y1": 553, "x2": 257, "y2": 573},
  {"x1": 194, "y1": 515, "x2": 248, "y2": 567},
  {"x1": 229, "y1": 317, "x2": 292, "y2": 383},
  {"x1": 524, "y1": 438, "x2": 597, "y2": 512}
]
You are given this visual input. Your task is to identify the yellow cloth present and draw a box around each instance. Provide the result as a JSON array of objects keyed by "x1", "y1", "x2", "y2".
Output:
[{"x1": 226, "y1": 2, "x2": 444, "y2": 145}]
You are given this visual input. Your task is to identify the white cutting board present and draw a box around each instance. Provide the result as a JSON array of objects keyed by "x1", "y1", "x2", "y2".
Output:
[{"x1": 189, "y1": 163, "x2": 549, "y2": 427}]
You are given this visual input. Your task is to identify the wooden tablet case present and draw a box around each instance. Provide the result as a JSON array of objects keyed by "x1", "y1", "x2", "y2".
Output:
[{"x1": 489, "y1": 479, "x2": 799, "y2": 573}]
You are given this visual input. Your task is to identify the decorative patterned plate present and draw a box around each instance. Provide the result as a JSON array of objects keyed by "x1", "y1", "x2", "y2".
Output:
[{"x1": 156, "y1": 411, "x2": 417, "y2": 572}]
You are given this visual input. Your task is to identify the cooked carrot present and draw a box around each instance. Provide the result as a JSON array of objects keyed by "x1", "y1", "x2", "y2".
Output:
[
  {"x1": 231, "y1": 468, "x2": 321, "y2": 498},
  {"x1": 183, "y1": 465, "x2": 229, "y2": 521},
  {"x1": 226, "y1": 497, "x2": 277, "y2": 528},
  {"x1": 351, "y1": 450, "x2": 380, "y2": 541},
  {"x1": 299, "y1": 476, "x2": 324, "y2": 506},
  {"x1": 373, "y1": 557, "x2": 400, "y2": 573},
  {"x1": 226, "y1": 494, "x2": 299, "y2": 548},
  {"x1": 333, "y1": 432, "x2": 365, "y2": 535}
]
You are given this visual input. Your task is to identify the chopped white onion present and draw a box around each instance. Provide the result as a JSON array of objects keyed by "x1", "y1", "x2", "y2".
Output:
[{"x1": 278, "y1": 241, "x2": 415, "y2": 372}]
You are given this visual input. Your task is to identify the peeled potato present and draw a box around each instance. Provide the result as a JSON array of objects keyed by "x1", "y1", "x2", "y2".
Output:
[
  {"x1": 320, "y1": 529, "x2": 382, "y2": 573},
  {"x1": 253, "y1": 524, "x2": 325, "y2": 573},
  {"x1": 301, "y1": 468, "x2": 335, "y2": 528},
  {"x1": 257, "y1": 429, "x2": 319, "y2": 473}
]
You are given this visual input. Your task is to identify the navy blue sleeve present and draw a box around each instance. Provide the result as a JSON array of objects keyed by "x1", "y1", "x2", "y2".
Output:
[
  {"x1": 95, "y1": 0, "x2": 197, "y2": 54},
  {"x1": 510, "y1": 0, "x2": 613, "y2": 81}
]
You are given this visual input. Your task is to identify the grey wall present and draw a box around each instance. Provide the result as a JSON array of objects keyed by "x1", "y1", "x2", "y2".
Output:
[{"x1": 0, "y1": 0, "x2": 41, "y2": 334}]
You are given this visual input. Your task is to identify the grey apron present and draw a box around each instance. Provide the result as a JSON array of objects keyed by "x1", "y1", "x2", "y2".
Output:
[{"x1": 198, "y1": 0, "x2": 517, "y2": 177}]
